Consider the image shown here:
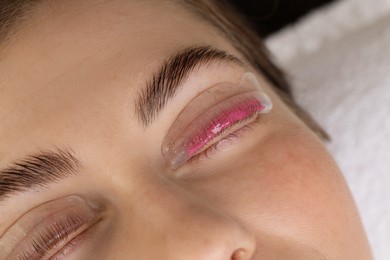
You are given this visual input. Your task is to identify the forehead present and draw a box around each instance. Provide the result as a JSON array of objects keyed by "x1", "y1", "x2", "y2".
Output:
[{"x1": 0, "y1": 0, "x2": 238, "y2": 159}]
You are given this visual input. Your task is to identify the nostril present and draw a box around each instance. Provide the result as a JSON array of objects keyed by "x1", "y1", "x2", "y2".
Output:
[{"x1": 231, "y1": 248, "x2": 250, "y2": 260}]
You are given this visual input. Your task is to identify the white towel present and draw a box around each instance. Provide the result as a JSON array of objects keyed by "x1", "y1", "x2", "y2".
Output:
[{"x1": 266, "y1": 1, "x2": 390, "y2": 259}]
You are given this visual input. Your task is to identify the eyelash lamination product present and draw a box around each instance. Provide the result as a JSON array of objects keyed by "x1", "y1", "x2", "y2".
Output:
[
  {"x1": 162, "y1": 72, "x2": 273, "y2": 169},
  {"x1": 0, "y1": 196, "x2": 102, "y2": 259}
]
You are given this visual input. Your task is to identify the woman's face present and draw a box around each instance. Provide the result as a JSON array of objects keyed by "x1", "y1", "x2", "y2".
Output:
[{"x1": 0, "y1": 0, "x2": 371, "y2": 259}]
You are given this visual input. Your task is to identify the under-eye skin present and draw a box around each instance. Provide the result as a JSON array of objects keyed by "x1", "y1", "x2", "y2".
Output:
[
  {"x1": 0, "y1": 196, "x2": 103, "y2": 260},
  {"x1": 162, "y1": 72, "x2": 273, "y2": 170}
]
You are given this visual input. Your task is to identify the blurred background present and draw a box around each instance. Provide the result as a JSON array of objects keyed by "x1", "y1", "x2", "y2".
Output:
[{"x1": 229, "y1": 0, "x2": 335, "y2": 36}]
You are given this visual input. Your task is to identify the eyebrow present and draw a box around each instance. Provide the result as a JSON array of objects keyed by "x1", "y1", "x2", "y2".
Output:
[
  {"x1": 0, "y1": 148, "x2": 81, "y2": 202},
  {"x1": 135, "y1": 46, "x2": 245, "y2": 127}
]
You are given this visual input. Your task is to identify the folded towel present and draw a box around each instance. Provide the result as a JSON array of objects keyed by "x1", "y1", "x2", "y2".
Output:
[{"x1": 266, "y1": 1, "x2": 390, "y2": 259}]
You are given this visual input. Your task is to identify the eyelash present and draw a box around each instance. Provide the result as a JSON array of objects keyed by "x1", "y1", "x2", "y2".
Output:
[
  {"x1": 162, "y1": 87, "x2": 272, "y2": 170},
  {"x1": 188, "y1": 121, "x2": 257, "y2": 164},
  {"x1": 19, "y1": 212, "x2": 90, "y2": 260}
]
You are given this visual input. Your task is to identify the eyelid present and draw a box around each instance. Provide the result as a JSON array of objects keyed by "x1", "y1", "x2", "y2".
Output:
[
  {"x1": 162, "y1": 72, "x2": 273, "y2": 169},
  {"x1": 0, "y1": 196, "x2": 102, "y2": 259}
]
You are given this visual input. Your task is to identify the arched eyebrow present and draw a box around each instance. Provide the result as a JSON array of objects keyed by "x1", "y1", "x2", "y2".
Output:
[
  {"x1": 0, "y1": 148, "x2": 81, "y2": 202},
  {"x1": 135, "y1": 45, "x2": 245, "y2": 127}
]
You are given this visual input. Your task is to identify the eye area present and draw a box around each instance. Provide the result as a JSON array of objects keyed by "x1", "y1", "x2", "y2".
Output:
[
  {"x1": 19, "y1": 213, "x2": 99, "y2": 260},
  {"x1": 0, "y1": 196, "x2": 103, "y2": 260},
  {"x1": 185, "y1": 92, "x2": 268, "y2": 158},
  {"x1": 162, "y1": 72, "x2": 273, "y2": 170}
]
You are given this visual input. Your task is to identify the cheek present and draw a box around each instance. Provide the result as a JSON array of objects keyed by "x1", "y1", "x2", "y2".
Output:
[
  {"x1": 225, "y1": 127, "x2": 359, "y2": 254},
  {"x1": 247, "y1": 131, "x2": 344, "y2": 219}
]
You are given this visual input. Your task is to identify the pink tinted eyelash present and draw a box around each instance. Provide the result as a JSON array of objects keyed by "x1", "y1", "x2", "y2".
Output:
[
  {"x1": 164, "y1": 93, "x2": 272, "y2": 169},
  {"x1": 186, "y1": 98, "x2": 265, "y2": 157},
  {"x1": 189, "y1": 125, "x2": 254, "y2": 163}
]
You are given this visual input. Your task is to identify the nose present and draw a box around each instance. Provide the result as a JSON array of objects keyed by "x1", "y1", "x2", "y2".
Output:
[{"x1": 115, "y1": 179, "x2": 256, "y2": 260}]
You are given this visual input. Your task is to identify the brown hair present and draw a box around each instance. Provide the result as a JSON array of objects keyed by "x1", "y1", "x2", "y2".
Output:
[
  {"x1": 0, "y1": 0, "x2": 328, "y2": 139},
  {"x1": 0, "y1": 0, "x2": 39, "y2": 43}
]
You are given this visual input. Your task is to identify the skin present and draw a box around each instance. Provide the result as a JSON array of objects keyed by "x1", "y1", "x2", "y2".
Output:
[{"x1": 0, "y1": 0, "x2": 372, "y2": 259}]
